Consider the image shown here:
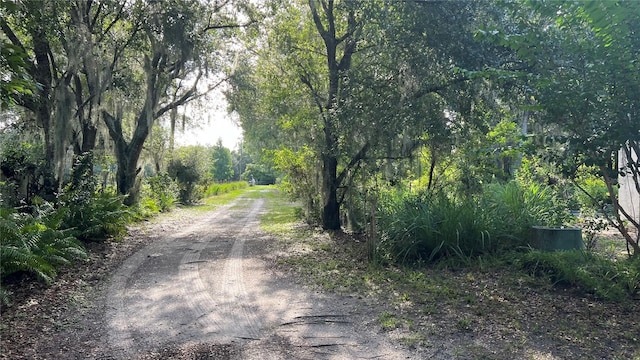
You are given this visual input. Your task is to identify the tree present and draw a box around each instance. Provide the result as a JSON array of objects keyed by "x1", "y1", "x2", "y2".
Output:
[
  {"x1": 1, "y1": 0, "x2": 129, "y2": 193},
  {"x1": 1, "y1": 0, "x2": 63, "y2": 194},
  {"x1": 211, "y1": 139, "x2": 234, "y2": 182},
  {"x1": 168, "y1": 145, "x2": 210, "y2": 204},
  {"x1": 229, "y1": 0, "x2": 508, "y2": 229},
  {"x1": 101, "y1": 0, "x2": 253, "y2": 205}
]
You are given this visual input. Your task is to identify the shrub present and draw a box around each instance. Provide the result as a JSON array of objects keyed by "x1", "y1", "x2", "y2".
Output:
[
  {"x1": 59, "y1": 190, "x2": 131, "y2": 242},
  {"x1": 168, "y1": 146, "x2": 212, "y2": 204},
  {"x1": 144, "y1": 174, "x2": 178, "y2": 212},
  {"x1": 376, "y1": 191, "x2": 489, "y2": 263}
]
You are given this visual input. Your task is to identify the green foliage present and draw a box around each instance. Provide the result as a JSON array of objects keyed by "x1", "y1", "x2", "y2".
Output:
[
  {"x1": 0, "y1": 204, "x2": 87, "y2": 290},
  {"x1": 210, "y1": 140, "x2": 234, "y2": 182},
  {"x1": 581, "y1": 217, "x2": 608, "y2": 252},
  {"x1": 517, "y1": 250, "x2": 640, "y2": 301},
  {"x1": 144, "y1": 174, "x2": 178, "y2": 212},
  {"x1": 0, "y1": 36, "x2": 34, "y2": 110},
  {"x1": 204, "y1": 181, "x2": 248, "y2": 197},
  {"x1": 375, "y1": 181, "x2": 570, "y2": 264},
  {"x1": 482, "y1": 181, "x2": 570, "y2": 232},
  {"x1": 573, "y1": 166, "x2": 610, "y2": 214},
  {"x1": 58, "y1": 153, "x2": 131, "y2": 242},
  {"x1": 0, "y1": 134, "x2": 46, "y2": 207},
  {"x1": 59, "y1": 189, "x2": 131, "y2": 242},
  {"x1": 168, "y1": 146, "x2": 211, "y2": 204},
  {"x1": 270, "y1": 146, "x2": 320, "y2": 222},
  {"x1": 241, "y1": 163, "x2": 278, "y2": 185}
]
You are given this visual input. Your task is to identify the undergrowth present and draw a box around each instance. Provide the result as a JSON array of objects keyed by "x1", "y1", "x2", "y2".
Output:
[
  {"x1": 515, "y1": 250, "x2": 640, "y2": 301},
  {"x1": 374, "y1": 181, "x2": 570, "y2": 264},
  {"x1": 0, "y1": 204, "x2": 87, "y2": 304}
]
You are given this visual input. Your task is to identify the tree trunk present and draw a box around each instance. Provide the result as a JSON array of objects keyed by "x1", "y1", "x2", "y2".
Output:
[
  {"x1": 103, "y1": 109, "x2": 148, "y2": 206},
  {"x1": 322, "y1": 154, "x2": 340, "y2": 230},
  {"x1": 32, "y1": 36, "x2": 58, "y2": 197}
]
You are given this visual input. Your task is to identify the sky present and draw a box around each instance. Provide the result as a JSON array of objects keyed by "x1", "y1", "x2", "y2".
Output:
[
  {"x1": 173, "y1": 109, "x2": 243, "y2": 150},
  {"x1": 172, "y1": 87, "x2": 244, "y2": 150}
]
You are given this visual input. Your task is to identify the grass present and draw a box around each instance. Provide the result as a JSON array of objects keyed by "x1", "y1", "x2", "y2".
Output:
[
  {"x1": 258, "y1": 186, "x2": 301, "y2": 236},
  {"x1": 378, "y1": 311, "x2": 401, "y2": 330},
  {"x1": 195, "y1": 188, "x2": 248, "y2": 211}
]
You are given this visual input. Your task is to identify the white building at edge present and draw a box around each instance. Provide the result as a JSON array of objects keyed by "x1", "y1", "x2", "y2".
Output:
[{"x1": 618, "y1": 145, "x2": 640, "y2": 225}]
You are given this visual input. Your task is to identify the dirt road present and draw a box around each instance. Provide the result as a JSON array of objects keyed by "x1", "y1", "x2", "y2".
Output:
[{"x1": 102, "y1": 192, "x2": 414, "y2": 359}]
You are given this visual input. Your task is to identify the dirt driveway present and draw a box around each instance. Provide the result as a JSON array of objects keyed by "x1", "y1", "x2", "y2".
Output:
[{"x1": 83, "y1": 192, "x2": 417, "y2": 359}]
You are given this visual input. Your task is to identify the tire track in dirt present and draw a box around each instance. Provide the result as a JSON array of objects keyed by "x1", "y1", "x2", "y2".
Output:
[
  {"x1": 178, "y1": 199, "x2": 263, "y2": 341},
  {"x1": 106, "y1": 200, "x2": 248, "y2": 357},
  {"x1": 216, "y1": 199, "x2": 264, "y2": 340},
  {"x1": 106, "y1": 192, "x2": 418, "y2": 359}
]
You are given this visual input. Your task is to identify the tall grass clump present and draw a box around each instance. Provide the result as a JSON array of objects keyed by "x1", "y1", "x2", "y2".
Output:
[
  {"x1": 480, "y1": 181, "x2": 570, "y2": 248},
  {"x1": 204, "y1": 181, "x2": 248, "y2": 197},
  {"x1": 376, "y1": 191, "x2": 488, "y2": 263},
  {"x1": 375, "y1": 181, "x2": 570, "y2": 264}
]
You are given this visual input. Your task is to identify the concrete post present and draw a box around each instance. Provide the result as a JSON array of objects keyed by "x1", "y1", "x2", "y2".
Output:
[{"x1": 618, "y1": 146, "x2": 640, "y2": 224}]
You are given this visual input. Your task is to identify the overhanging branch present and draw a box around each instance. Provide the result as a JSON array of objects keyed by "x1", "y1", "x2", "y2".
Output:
[{"x1": 411, "y1": 76, "x2": 470, "y2": 100}]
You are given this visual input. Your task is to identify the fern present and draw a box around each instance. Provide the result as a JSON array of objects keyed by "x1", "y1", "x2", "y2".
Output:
[{"x1": 0, "y1": 204, "x2": 87, "y2": 286}]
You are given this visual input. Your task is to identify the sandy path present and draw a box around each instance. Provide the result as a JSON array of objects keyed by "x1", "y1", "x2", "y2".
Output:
[{"x1": 104, "y1": 192, "x2": 414, "y2": 359}]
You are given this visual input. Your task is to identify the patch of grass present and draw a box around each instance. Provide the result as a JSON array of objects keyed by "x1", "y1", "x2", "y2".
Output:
[
  {"x1": 516, "y1": 250, "x2": 640, "y2": 301},
  {"x1": 204, "y1": 181, "x2": 248, "y2": 197},
  {"x1": 456, "y1": 317, "x2": 473, "y2": 331},
  {"x1": 259, "y1": 188, "x2": 302, "y2": 236},
  {"x1": 399, "y1": 333, "x2": 429, "y2": 348},
  {"x1": 193, "y1": 188, "x2": 248, "y2": 211},
  {"x1": 378, "y1": 311, "x2": 401, "y2": 330}
]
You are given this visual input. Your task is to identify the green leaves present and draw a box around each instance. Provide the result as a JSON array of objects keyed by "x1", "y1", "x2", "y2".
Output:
[
  {"x1": 0, "y1": 204, "x2": 87, "y2": 286},
  {"x1": 0, "y1": 40, "x2": 34, "y2": 110}
]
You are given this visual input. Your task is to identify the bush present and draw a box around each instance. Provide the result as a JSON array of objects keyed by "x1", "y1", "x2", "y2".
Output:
[
  {"x1": 376, "y1": 191, "x2": 488, "y2": 263},
  {"x1": 51, "y1": 152, "x2": 130, "y2": 242},
  {"x1": 144, "y1": 174, "x2": 178, "y2": 212},
  {"x1": 168, "y1": 146, "x2": 212, "y2": 204},
  {"x1": 517, "y1": 250, "x2": 640, "y2": 301},
  {"x1": 59, "y1": 189, "x2": 131, "y2": 242}
]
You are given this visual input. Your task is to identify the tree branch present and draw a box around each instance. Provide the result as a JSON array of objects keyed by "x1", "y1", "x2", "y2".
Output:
[
  {"x1": 337, "y1": 142, "x2": 370, "y2": 186},
  {"x1": 0, "y1": 18, "x2": 28, "y2": 54},
  {"x1": 308, "y1": 0, "x2": 328, "y2": 40},
  {"x1": 411, "y1": 76, "x2": 470, "y2": 100},
  {"x1": 154, "y1": 73, "x2": 226, "y2": 119}
]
